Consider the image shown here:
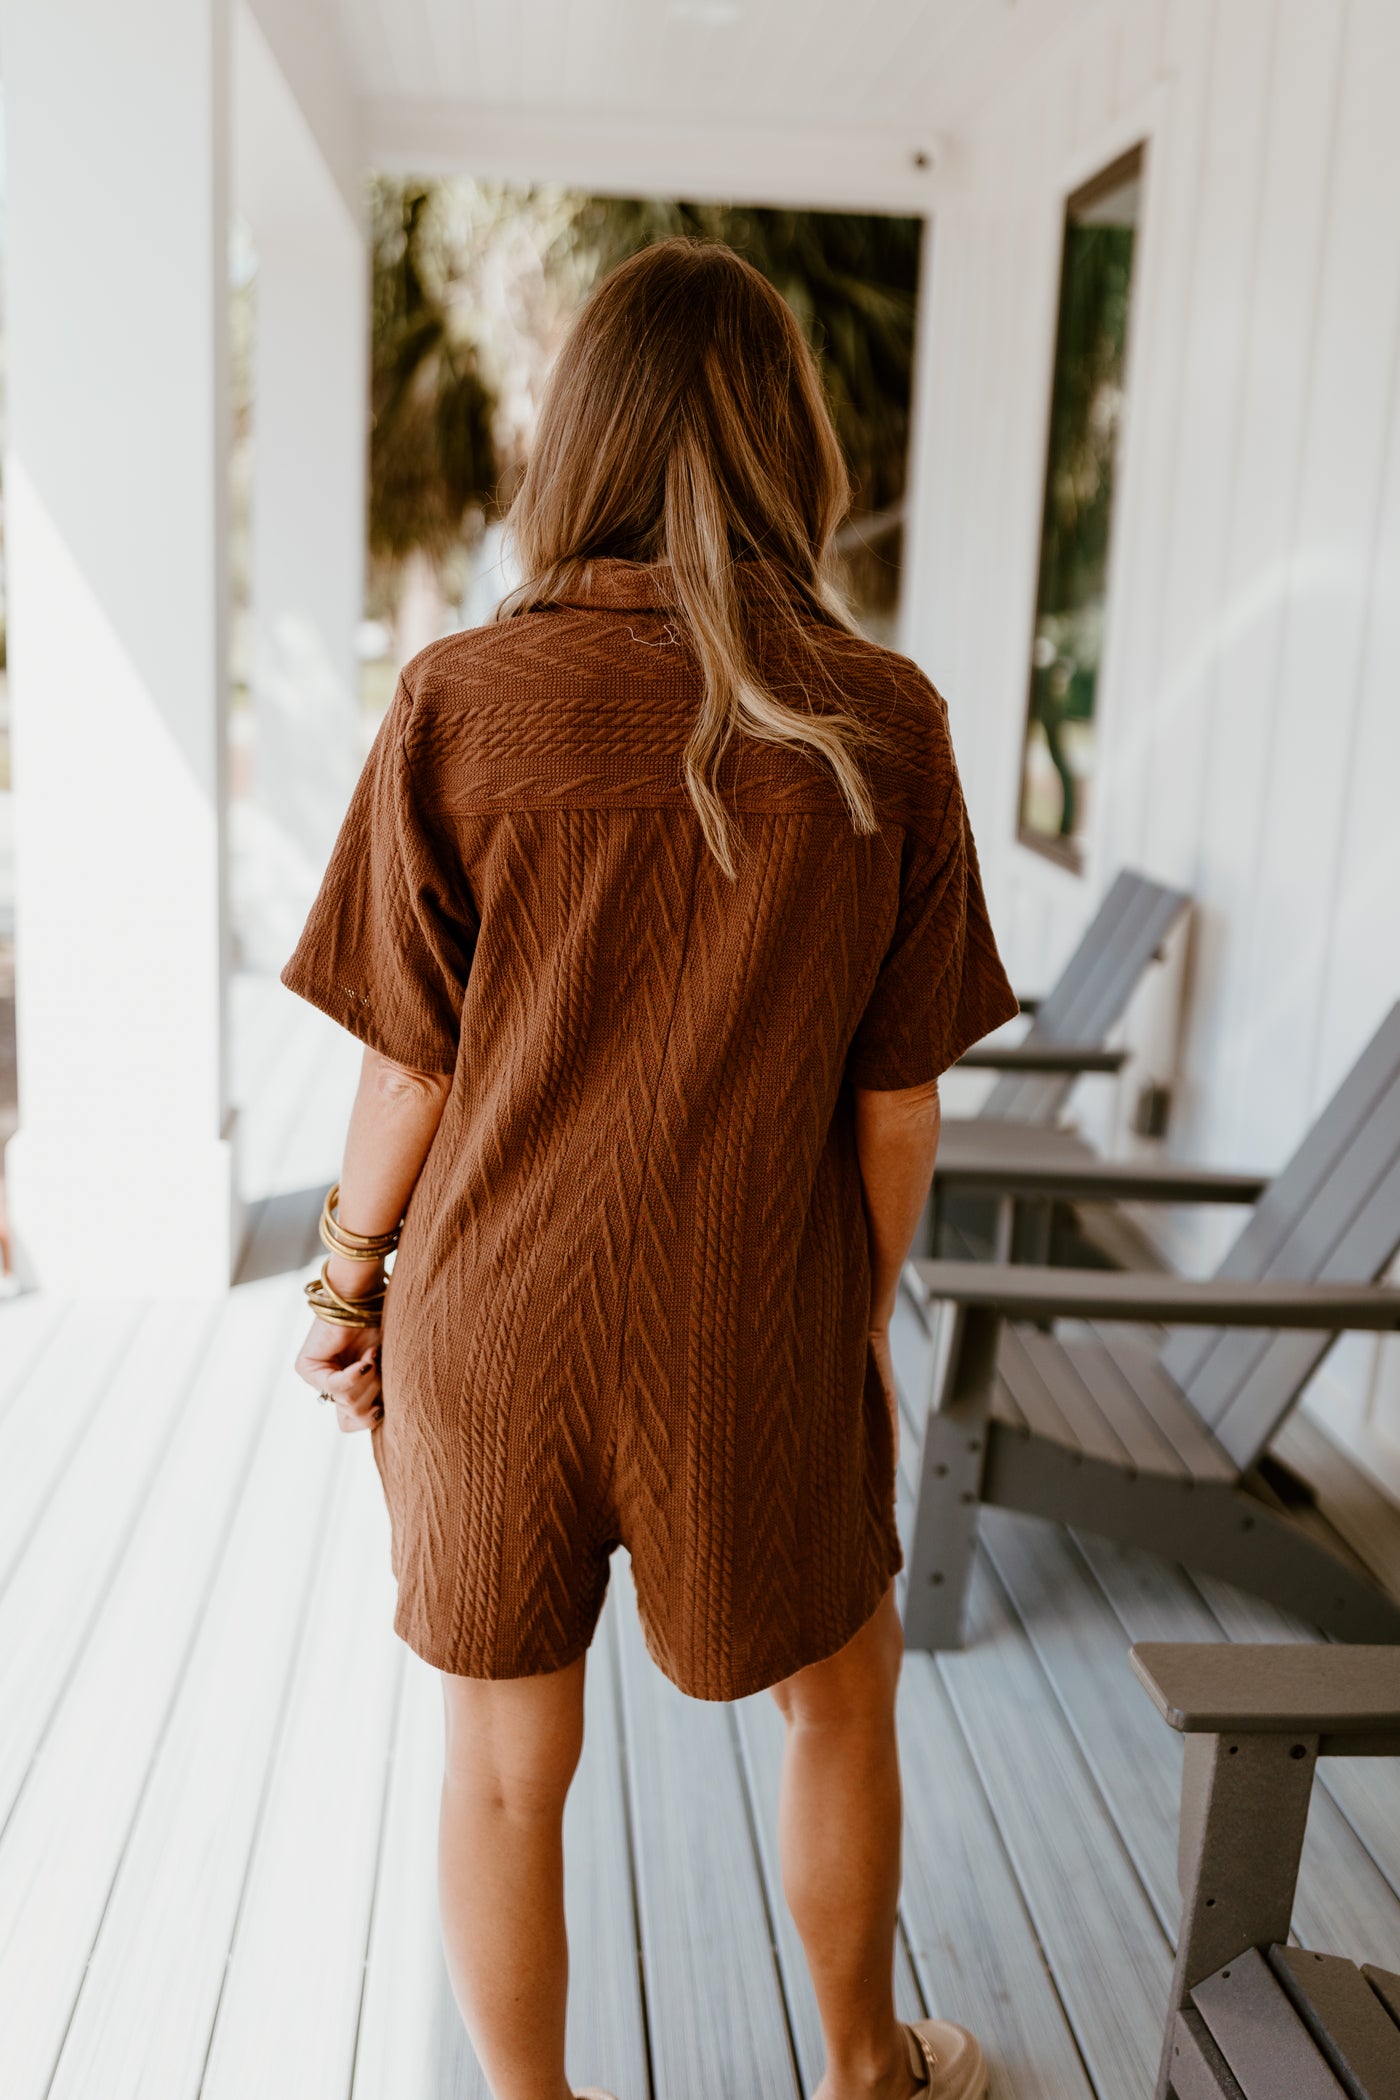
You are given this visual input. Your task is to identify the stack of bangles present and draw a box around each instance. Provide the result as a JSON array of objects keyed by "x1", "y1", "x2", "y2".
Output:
[{"x1": 304, "y1": 1181, "x2": 401, "y2": 1328}]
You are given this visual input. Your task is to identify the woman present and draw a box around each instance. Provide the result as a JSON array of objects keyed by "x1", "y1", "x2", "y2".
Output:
[{"x1": 285, "y1": 238, "x2": 1016, "y2": 2100}]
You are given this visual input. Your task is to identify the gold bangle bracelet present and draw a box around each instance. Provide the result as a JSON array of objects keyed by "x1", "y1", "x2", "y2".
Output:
[
  {"x1": 304, "y1": 1260, "x2": 387, "y2": 1328},
  {"x1": 311, "y1": 1260, "x2": 386, "y2": 1316},
  {"x1": 304, "y1": 1297, "x2": 376, "y2": 1330},
  {"x1": 319, "y1": 1182, "x2": 402, "y2": 1261}
]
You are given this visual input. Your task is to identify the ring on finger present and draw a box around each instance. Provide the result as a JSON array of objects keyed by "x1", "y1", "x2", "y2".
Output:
[{"x1": 316, "y1": 1390, "x2": 334, "y2": 1405}]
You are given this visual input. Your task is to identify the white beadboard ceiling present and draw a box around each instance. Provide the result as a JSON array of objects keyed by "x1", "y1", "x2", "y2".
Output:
[{"x1": 296, "y1": 0, "x2": 1092, "y2": 207}]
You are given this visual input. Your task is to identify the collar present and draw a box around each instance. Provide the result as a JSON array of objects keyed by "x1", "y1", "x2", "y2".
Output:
[
  {"x1": 550, "y1": 559, "x2": 676, "y2": 612},
  {"x1": 548, "y1": 555, "x2": 813, "y2": 615}
]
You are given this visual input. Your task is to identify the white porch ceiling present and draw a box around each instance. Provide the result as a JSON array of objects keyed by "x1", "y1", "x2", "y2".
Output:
[{"x1": 304, "y1": 0, "x2": 1089, "y2": 207}]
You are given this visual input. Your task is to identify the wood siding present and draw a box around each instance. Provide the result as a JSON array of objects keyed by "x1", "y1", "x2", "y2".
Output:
[{"x1": 902, "y1": 0, "x2": 1400, "y2": 1478}]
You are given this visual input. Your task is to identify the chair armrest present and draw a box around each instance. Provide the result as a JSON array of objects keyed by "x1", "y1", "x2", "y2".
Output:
[
  {"x1": 932, "y1": 1155, "x2": 1269, "y2": 1205},
  {"x1": 907, "y1": 1259, "x2": 1400, "y2": 1331},
  {"x1": 1131, "y1": 1642, "x2": 1400, "y2": 1750},
  {"x1": 954, "y1": 1042, "x2": 1128, "y2": 1074}
]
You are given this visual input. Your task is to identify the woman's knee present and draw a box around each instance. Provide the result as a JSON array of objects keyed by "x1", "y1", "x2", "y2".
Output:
[
  {"x1": 441, "y1": 1655, "x2": 587, "y2": 1811},
  {"x1": 770, "y1": 1587, "x2": 902, "y2": 1731}
]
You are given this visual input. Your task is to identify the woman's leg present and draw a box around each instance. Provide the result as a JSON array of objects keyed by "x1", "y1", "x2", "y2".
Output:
[
  {"x1": 770, "y1": 1587, "x2": 914, "y2": 2100},
  {"x1": 439, "y1": 1656, "x2": 587, "y2": 2100}
]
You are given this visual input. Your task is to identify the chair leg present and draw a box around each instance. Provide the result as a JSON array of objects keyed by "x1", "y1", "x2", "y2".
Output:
[
  {"x1": 1155, "y1": 1731, "x2": 1316, "y2": 2099},
  {"x1": 903, "y1": 1305, "x2": 999, "y2": 1652}
]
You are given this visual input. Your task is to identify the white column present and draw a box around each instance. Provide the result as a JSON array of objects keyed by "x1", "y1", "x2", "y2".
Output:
[
  {"x1": 233, "y1": 2, "x2": 367, "y2": 970},
  {"x1": 2, "y1": 0, "x2": 239, "y2": 1291}
]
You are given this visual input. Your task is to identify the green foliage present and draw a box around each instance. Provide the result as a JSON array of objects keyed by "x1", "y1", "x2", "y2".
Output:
[
  {"x1": 365, "y1": 180, "x2": 921, "y2": 621},
  {"x1": 1035, "y1": 221, "x2": 1135, "y2": 624},
  {"x1": 368, "y1": 182, "x2": 498, "y2": 569},
  {"x1": 1024, "y1": 215, "x2": 1137, "y2": 844},
  {"x1": 572, "y1": 198, "x2": 921, "y2": 520}
]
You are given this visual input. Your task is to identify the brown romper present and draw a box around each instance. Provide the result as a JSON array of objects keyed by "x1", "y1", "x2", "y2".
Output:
[{"x1": 283, "y1": 560, "x2": 1017, "y2": 1700}]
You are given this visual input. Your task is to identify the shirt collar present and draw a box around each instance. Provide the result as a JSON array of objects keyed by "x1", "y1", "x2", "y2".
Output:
[
  {"x1": 550, "y1": 559, "x2": 676, "y2": 612},
  {"x1": 547, "y1": 555, "x2": 810, "y2": 615}
]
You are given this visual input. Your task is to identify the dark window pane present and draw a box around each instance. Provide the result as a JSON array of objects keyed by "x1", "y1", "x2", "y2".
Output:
[{"x1": 1019, "y1": 149, "x2": 1143, "y2": 867}]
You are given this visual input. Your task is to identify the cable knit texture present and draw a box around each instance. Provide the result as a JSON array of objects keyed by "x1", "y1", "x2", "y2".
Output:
[{"x1": 282, "y1": 559, "x2": 1017, "y2": 1698}]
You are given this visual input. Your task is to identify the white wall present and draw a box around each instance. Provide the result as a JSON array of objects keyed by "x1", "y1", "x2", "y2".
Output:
[{"x1": 902, "y1": 0, "x2": 1400, "y2": 1483}]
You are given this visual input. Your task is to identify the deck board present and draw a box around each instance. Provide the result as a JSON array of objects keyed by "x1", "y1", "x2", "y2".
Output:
[
  {"x1": 977, "y1": 1507, "x2": 1186, "y2": 1940},
  {"x1": 896, "y1": 1651, "x2": 1098, "y2": 2100},
  {"x1": 0, "y1": 1277, "x2": 307, "y2": 2100},
  {"x1": 0, "y1": 1299, "x2": 147, "y2": 1595},
  {"x1": 563, "y1": 1599, "x2": 653, "y2": 2100},
  {"x1": 200, "y1": 1449, "x2": 402, "y2": 2100},
  {"x1": 44, "y1": 1334, "x2": 342, "y2": 2100},
  {"x1": 4, "y1": 980, "x2": 1400, "y2": 2100},
  {"x1": 351, "y1": 1653, "x2": 464, "y2": 2100},
  {"x1": 615, "y1": 1561, "x2": 800, "y2": 2100},
  {"x1": 0, "y1": 1298, "x2": 221, "y2": 1828},
  {"x1": 0, "y1": 1290, "x2": 68, "y2": 1433},
  {"x1": 936, "y1": 1554, "x2": 1172, "y2": 2100}
]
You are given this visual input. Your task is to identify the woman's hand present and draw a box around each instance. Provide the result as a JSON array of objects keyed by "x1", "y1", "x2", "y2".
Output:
[{"x1": 294, "y1": 1319, "x2": 383, "y2": 1433}]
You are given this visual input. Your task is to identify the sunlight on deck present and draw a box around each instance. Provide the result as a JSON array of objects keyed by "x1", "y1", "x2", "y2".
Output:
[{"x1": 4, "y1": 977, "x2": 1400, "y2": 2099}]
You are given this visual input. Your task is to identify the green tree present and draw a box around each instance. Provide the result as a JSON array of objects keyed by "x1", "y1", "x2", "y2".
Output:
[
  {"x1": 368, "y1": 181, "x2": 498, "y2": 587},
  {"x1": 364, "y1": 182, "x2": 922, "y2": 631},
  {"x1": 571, "y1": 200, "x2": 920, "y2": 610}
]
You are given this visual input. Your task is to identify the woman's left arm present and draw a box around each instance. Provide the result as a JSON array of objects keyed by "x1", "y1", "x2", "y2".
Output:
[{"x1": 294, "y1": 1047, "x2": 452, "y2": 1432}]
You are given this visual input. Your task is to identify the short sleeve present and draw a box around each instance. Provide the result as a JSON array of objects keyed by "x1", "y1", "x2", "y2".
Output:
[
  {"x1": 280, "y1": 679, "x2": 475, "y2": 1074},
  {"x1": 846, "y1": 772, "x2": 1019, "y2": 1093}
]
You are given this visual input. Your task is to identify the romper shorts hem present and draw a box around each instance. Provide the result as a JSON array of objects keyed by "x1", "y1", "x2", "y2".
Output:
[{"x1": 393, "y1": 1535, "x2": 903, "y2": 1704}]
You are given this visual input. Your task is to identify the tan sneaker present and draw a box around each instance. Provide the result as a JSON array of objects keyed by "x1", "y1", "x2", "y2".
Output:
[{"x1": 904, "y1": 2020, "x2": 988, "y2": 2099}]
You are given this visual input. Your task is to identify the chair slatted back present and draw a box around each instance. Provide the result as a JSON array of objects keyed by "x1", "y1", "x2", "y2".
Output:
[
  {"x1": 984, "y1": 872, "x2": 1189, "y2": 1123},
  {"x1": 1162, "y1": 1003, "x2": 1400, "y2": 1471}
]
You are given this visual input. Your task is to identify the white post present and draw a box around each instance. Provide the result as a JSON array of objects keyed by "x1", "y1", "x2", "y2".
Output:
[
  {"x1": 233, "y1": 2, "x2": 367, "y2": 970},
  {"x1": 2, "y1": 0, "x2": 240, "y2": 1291}
]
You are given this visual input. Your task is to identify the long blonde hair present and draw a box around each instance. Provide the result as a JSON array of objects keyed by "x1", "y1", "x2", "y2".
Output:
[{"x1": 498, "y1": 238, "x2": 878, "y2": 877}]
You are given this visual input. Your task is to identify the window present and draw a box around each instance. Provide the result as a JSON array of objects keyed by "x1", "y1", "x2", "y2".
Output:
[{"x1": 1018, "y1": 148, "x2": 1143, "y2": 868}]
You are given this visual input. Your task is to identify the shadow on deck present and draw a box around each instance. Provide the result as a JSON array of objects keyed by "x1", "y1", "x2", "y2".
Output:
[{"x1": 4, "y1": 975, "x2": 1400, "y2": 2100}]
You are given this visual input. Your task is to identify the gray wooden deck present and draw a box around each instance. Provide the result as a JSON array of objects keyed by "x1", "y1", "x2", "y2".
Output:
[{"x1": 5, "y1": 974, "x2": 1400, "y2": 2100}]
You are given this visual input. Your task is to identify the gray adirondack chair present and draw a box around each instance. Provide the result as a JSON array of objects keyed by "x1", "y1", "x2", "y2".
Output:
[
  {"x1": 903, "y1": 1002, "x2": 1400, "y2": 1650},
  {"x1": 934, "y1": 868, "x2": 1189, "y2": 1261},
  {"x1": 1133, "y1": 1642, "x2": 1400, "y2": 2099},
  {"x1": 952, "y1": 866, "x2": 1189, "y2": 1124}
]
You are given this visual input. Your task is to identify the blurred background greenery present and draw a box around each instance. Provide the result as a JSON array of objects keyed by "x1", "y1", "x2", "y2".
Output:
[{"x1": 359, "y1": 182, "x2": 922, "y2": 663}]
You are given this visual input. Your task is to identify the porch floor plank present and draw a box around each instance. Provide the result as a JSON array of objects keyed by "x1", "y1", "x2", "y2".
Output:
[
  {"x1": 198, "y1": 1449, "x2": 401, "y2": 2100},
  {"x1": 936, "y1": 1552, "x2": 1173, "y2": 2100},
  {"x1": 563, "y1": 1597, "x2": 653, "y2": 2100},
  {"x1": 615, "y1": 1561, "x2": 801, "y2": 2100},
  {"x1": 350, "y1": 1651, "x2": 462, "y2": 2100},
  {"x1": 896, "y1": 1649, "x2": 1098, "y2": 2100},
  {"x1": 0, "y1": 1298, "x2": 148, "y2": 1596},
  {"x1": 0, "y1": 1289, "x2": 69, "y2": 1435},
  {"x1": 0, "y1": 1298, "x2": 221, "y2": 1830},
  {"x1": 44, "y1": 1320, "x2": 342, "y2": 2100},
  {"x1": 0, "y1": 1276, "x2": 307, "y2": 2100},
  {"x1": 977, "y1": 1505, "x2": 1188, "y2": 1939}
]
